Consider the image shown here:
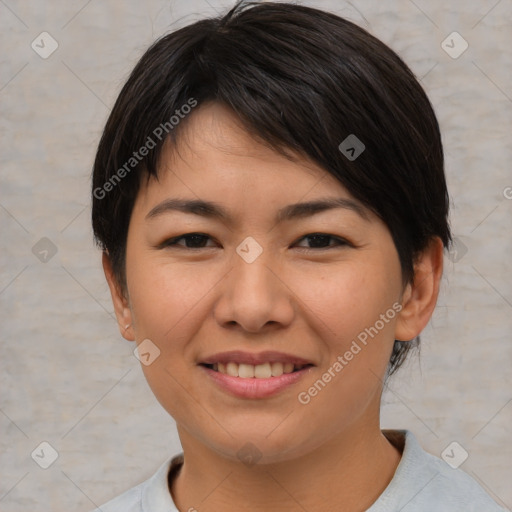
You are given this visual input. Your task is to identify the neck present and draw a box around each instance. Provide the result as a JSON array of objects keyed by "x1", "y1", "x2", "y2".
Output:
[{"x1": 170, "y1": 424, "x2": 402, "y2": 512}]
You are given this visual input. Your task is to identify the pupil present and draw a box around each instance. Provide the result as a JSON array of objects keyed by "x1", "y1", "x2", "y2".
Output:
[
  {"x1": 187, "y1": 234, "x2": 207, "y2": 248},
  {"x1": 308, "y1": 234, "x2": 329, "y2": 248}
]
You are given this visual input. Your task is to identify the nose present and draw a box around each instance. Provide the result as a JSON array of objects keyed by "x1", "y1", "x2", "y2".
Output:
[{"x1": 213, "y1": 240, "x2": 295, "y2": 334}]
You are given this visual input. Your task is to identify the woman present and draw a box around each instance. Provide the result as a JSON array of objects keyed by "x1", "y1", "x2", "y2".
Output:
[{"x1": 90, "y1": 2, "x2": 505, "y2": 510}]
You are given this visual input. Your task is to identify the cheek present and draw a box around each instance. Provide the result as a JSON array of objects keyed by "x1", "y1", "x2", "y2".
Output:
[
  {"x1": 293, "y1": 266, "x2": 397, "y2": 426},
  {"x1": 125, "y1": 255, "x2": 210, "y2": 418},
  {"x1": 126, "y1": 255, "x2": 214, "y2": 340},
  {"x1": 292, "y1": 257, "x2": 400, "y2": 410},
  {"x1": 293, "y1": 260, "x2": 397, "y2": 345}
]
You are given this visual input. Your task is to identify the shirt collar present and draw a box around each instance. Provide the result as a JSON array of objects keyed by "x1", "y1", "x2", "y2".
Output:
[
  {"x1": 367, "y1": 429, "x2": 432, "y2": 510},
  {"x1": 141, "y1": 453, "x2": 183, "y2": 511}
]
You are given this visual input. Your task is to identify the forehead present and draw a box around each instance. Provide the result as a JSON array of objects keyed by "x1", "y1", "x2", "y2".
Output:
[
  {"x1": 146, "y1": 103, "x2": 341, "y2": 194},
  {"x1": 165, "y1": 102, "x2": 321, "y2": 176},
  {"x1": 133, "y1": 102, "x2": 377, "y2": 227}
]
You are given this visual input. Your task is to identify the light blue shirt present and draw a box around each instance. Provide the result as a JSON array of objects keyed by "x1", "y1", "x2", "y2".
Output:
[{"x1": 91, "y1": 430, "x2": 507, "y2": 511}]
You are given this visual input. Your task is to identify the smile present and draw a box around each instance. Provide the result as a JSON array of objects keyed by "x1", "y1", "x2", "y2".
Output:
[{"x1": 201, "y1": 361, "x2": 312, "y2": 378}]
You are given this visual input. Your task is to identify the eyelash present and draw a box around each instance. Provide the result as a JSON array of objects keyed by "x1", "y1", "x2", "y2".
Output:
[{"x1": 159, "y1": 232, "x2": 351, "y2": 251}]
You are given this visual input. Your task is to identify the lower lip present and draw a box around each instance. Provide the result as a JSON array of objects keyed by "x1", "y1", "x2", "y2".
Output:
[{"x1": 200, "y1": 365, "x2": 314, "y2": 399}]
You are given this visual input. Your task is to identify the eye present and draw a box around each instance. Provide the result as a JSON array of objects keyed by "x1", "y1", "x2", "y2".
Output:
[
  {"x1": 158, "y1": 232, "x2": 351, "y2": 251},
  {"x1": 159, "y1": 233, "x2": 217, "y2": 249},
  {"x1": 294, "y1": 233, "x2": 350, "y2": 250}
]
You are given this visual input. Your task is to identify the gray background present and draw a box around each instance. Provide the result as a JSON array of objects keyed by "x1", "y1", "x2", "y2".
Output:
[{"x1": 1, "y1": 0, "x2": 511, "y2": 510}]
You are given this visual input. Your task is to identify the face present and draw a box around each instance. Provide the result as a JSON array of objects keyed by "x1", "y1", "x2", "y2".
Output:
[{"x1": 108, "y1": 102, "x2": 417, "y2": 464}]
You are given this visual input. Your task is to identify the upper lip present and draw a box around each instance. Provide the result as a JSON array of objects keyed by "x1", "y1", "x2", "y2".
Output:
[{"x1": 199, "y1": 350, "x2": 315, "y2": 366}]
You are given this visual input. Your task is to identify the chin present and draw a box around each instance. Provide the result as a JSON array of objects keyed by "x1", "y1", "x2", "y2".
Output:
[{"x1": 190, "y1": 424, "x2": 320, "y2": 466}]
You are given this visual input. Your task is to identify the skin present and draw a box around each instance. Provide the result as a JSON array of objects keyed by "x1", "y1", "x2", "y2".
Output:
[{"x1": 104, "y1": 102, "x2": 444, "y2": 511}]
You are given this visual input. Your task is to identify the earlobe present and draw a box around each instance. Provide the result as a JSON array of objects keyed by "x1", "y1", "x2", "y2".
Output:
[
  {"x1": 394, "y1": 237, "x2": 444, "y2": 342},
  {"x1": 102, "y1": 251, "x2": 135, "y2": 342}
]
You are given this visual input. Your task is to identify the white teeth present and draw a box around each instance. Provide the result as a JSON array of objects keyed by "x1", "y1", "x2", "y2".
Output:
[
  {"x1": 238, "y1": 364, "x2": 255, "y2": 378},
  {"x1": 226, "y1": 362, "x2": 239, "y2": 377},
  {"x1": 213, "y1": 361, "x2": 306, "y2": 378},
  {"x1": 254, "y1": 362, "x2": 272, "y2": 378},
  {"x1": 283, "y1": 362, "x2": 294, "y2": 374},
  {"x1": 270, "y1": 362, "x2": 284, "y2": 377}
]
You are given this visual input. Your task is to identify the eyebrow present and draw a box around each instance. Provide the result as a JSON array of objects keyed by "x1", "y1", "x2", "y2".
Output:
[{"x1": 145, "y1": 196, "x2": 369, "y2": 223}]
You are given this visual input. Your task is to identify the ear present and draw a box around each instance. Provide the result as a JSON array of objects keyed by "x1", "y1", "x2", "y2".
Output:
[
  {"x1": 394, "y1": 237, "x2": 444, "y2": 342},
  {"x1": 102, "y1": 251, "x2": 135, "y2": 342}
]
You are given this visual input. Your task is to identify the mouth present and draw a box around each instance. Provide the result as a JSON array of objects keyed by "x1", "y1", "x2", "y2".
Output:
[
  {"x1": 198, "y1": 351, "x2": 315, "y2": 399},
  {"x1": 199, "y1": 361, "x2": 314, "y2": 378}
]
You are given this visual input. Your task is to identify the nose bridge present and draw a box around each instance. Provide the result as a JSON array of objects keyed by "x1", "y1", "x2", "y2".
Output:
[
  {"x1": 232, "y1": 234, "x2": 278, "y2": 299},
  {"x1": 216, "y1": 235, "x2": 293, "y2": 332}
]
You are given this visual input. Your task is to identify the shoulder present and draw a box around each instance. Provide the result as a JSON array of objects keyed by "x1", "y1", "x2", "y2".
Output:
[
  {"x1": 88, "y1": 454, "x2": 183, "y2": 512},
  {"x1": 89, "y1": 482, "x2": 144, "y2": 512},
  {"x1": 417, "y1": 448, "x2": 505, "y2": 511},
  {"x1": 369, "y1": 430, "x2": 506, "y2": 512}
]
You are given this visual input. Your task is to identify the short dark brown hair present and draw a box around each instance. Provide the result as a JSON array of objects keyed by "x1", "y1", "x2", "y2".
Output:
[{"x1": 91, "y1": 1, "x2": 452, "y2": 375}]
